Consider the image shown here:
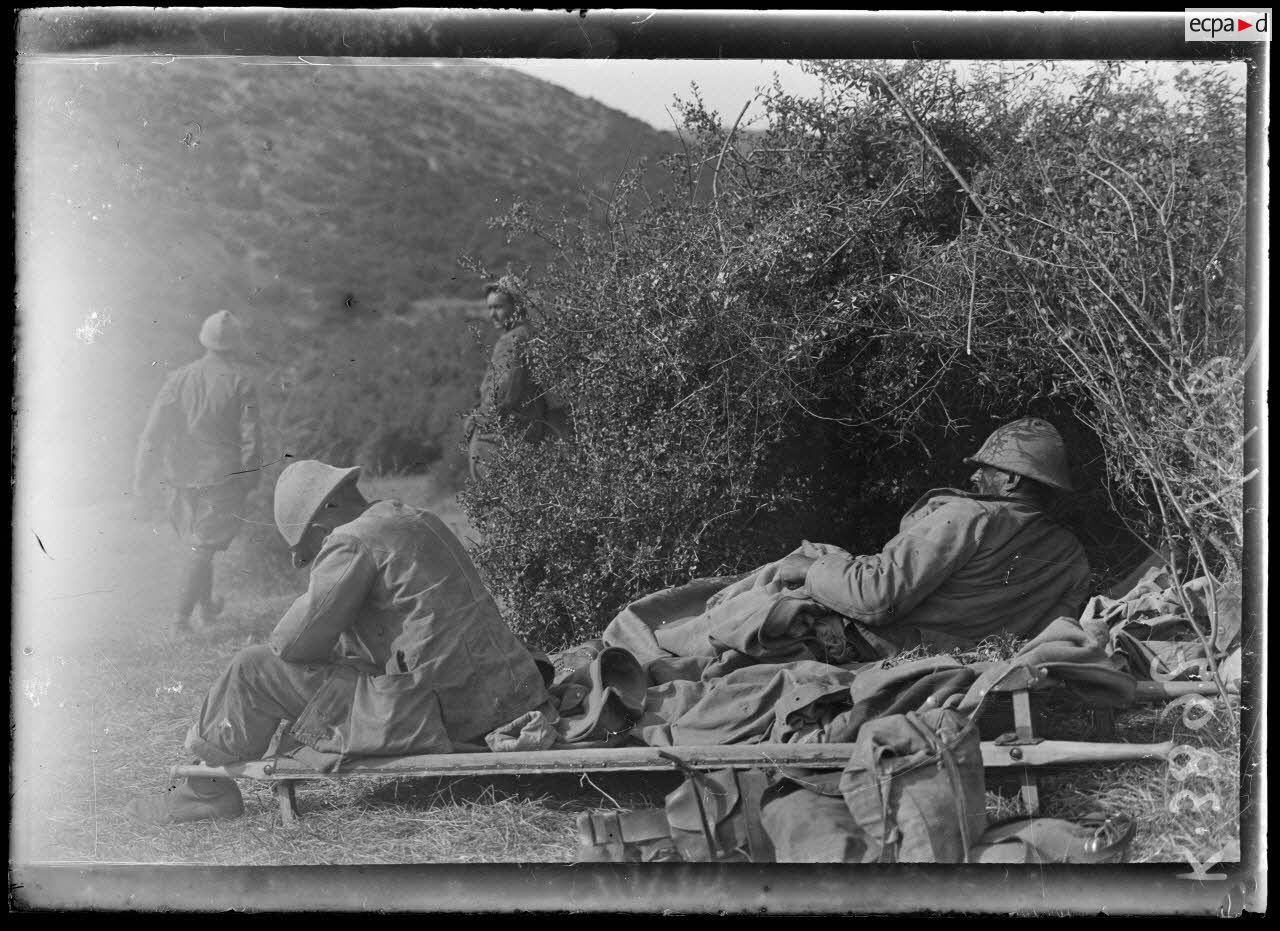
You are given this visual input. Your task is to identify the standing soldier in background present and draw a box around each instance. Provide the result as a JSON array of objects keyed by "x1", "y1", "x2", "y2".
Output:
[
  {"x1": 133, "y1": 309, "x2": 263, "y2": 635},
  {"x1": 464, "y1": 276, "x2": 548, "y2": 481}
]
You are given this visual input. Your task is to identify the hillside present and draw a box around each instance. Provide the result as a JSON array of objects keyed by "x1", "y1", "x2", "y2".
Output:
[{"x1": 14, "y1": 57, "x2": 677, "y2": 505}]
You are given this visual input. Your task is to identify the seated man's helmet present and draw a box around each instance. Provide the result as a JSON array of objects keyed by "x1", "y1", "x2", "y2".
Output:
[
  {"x1": 964, "y1": 417, "x2": 1073, "y2": 492},
  {"x1": 199, "y1": 309, "x2": 245, "y2": 351},
  {"x1": 274, "y1": 461, "x2": 362, "y2": 547}
]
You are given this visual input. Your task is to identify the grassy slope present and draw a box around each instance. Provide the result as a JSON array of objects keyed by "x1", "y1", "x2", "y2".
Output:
[
  {"x1": 16, "y1": 57, "x2": 677, "y2": 505},
  {"x1": 12, "y1": 477, "x2": 1239, "y2": 867}
]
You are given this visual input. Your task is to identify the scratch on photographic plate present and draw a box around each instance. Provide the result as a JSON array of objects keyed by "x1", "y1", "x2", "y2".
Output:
[
  {"x1": 48, "y1": 588, "x2": 118, "y2": 601},
  {"x1": 91, "y1": 701, "x2": 100, "y2": 859}
]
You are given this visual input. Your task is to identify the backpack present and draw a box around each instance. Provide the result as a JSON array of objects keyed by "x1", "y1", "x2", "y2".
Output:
[
  {"x1": 575, "y1": 767, "x2": 774, "y2": 863},
  {"x1": 839, "y1": 707, "x2": 987, "y2": 862},
  {"x1": 762, "y1": 706, "x2": 987, "y2": 863}
]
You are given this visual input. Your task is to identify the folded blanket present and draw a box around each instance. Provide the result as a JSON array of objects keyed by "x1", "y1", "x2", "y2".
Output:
[
  {"x1": 604, "y1": 563, "x2": 877, "y2": 682},
  {"x1": 1080, "y1": 566, "x2": 1242, "y2": 669},
  {"x1": 636, "y1": 660, "x2": 857, "y2": 747}
]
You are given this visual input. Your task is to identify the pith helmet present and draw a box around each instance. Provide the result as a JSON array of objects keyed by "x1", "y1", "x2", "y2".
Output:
[
  {"x1": 964, "y1": 417, "x2": 1074, "y2": 492},
  {"x1": 199, "y1": 309, "x2": 244, "y2": 351},
  {"x1": 273, "y1": 461, "x2": 362, "y2": 547}
]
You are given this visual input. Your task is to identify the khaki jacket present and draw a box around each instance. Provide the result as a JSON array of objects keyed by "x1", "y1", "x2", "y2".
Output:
[
  {"x1": 134, "y1": 351, "x2": 262, "y2": 490},
  {"x1": 805, "y1": 489, "x2": 1091, "y2": 648},
  {"x1": 475, "y1": 324, "x2": 547, "y2": 441},
  {"x1": 271, "y1": 500, "x2": 548, "y2": 758}
]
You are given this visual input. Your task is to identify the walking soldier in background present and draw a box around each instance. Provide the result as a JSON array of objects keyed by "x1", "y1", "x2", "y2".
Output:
[{"x1": 133, "y1": 309, "x2": 263, "y2": 634}]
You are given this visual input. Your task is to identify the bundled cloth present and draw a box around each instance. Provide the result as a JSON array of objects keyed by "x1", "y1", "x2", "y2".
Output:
[
  {"x1": 1079, "y1": 565, "x2": 1242, "y2": 685},
  {"x1": 489, "y1": 568, "x2": 1141, "y2": 863},
  {"x1": 494, "y1": 613, "x2": 1134, "y2": 752},
  {"x1": 602, "y1": 542, "x2": 888, "y2": 684}
]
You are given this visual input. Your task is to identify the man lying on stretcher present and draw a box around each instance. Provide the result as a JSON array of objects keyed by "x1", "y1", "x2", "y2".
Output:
[{"x1": 765, "y1": 417, "x2": 1092, "y2": 657}]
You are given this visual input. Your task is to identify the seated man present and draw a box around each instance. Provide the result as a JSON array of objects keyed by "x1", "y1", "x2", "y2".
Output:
[
  {"x1": 776, "y1": 417, "x2": 1093, "y2": 654},
  {"x1": 128, "y1": 460, "x2": 549, "y2": 824}
]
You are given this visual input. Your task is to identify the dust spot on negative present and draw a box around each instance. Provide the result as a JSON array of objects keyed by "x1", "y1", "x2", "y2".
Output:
[
  {"x1": 75, "y1": 308, "x2": 112, "y2": 343},
  {"x1": 23, "y1": 675, "x2": 51, "y2": 707}
]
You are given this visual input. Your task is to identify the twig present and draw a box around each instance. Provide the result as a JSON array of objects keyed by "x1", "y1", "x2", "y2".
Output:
[
  {"x1": 580, "y1": 772, "x2": 622, "y2": 810},
  {"x1": 711, "y1": 99, "x2": 755, "y2": 254},
  {"x1": 1184, "y1": 469, "x2": 1259, "y2": 515},
  {"x1": 965, "y1": 240, "x2": 978, "y2": 355}
]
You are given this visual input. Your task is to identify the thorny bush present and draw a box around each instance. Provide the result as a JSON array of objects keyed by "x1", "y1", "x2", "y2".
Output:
[{"x1": 460, "y1": 61, "x2": 1252, "y2": 652}]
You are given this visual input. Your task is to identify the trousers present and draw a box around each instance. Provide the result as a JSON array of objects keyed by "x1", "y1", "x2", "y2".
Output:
[
  {"x1": 167, "y1": 481, "x2": 247, "y2": 550},
  {"x1": 184, "y1": 644, "x2": 338, "y2": 766}
]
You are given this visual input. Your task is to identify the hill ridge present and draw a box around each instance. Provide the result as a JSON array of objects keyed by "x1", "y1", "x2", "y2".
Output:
[{"x1": 16, "y1": 57, "x2": 677, "y2": 502}]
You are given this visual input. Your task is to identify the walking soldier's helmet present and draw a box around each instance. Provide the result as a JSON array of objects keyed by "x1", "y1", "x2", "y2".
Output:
[
  {"x1": 199, "y1": 309, "x2": 245, "y2": 352},
  {"x1": 964, "y1": 417, "x2": 1074, "y2": 492},
  {"x1": 274, "y1": 461, "x2": 363, "y2": 547}
]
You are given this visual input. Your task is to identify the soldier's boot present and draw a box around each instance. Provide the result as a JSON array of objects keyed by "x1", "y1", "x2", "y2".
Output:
[
  {"x1": 125, "y1": 772, "x2": 244, "y2": 826},
  {"x1": 174, "y1": 549, "x2": 214, "y2": 634},
  {"x1": 197, "y1": 595, "x2": 226, "y2": 629}
]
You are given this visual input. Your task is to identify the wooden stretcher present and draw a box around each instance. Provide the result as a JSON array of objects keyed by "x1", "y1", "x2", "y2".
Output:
[
  {"x1": 173, "y1": 739, "x2": 1172, "y2": 825},
  {"x1": 171, "y1": 665, "x2": 1176, "y2": 825}
]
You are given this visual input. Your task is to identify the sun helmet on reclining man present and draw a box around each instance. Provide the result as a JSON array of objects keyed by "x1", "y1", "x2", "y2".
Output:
[{"x1": 964, "y1": 417, "x2": 1073, "y2": 493}]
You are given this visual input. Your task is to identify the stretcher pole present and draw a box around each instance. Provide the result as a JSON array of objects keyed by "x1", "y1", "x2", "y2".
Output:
[{"x1": 170, "y1": 739, "x2": 1173, "y2": 783}]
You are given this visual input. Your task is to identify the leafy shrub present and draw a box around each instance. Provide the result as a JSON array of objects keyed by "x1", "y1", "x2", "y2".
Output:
[
  {"x1": 228, "y1": 302, "x2": 492, "y2": 585},
  {"x1": 356, "y1": 427, "x2": 443, "y2": 476},
  {"x1": 262, "y1": 302, "x2": 490, "y2": 479},
  {"x1": 460, "y1": 61, "x2": 1250, "y2": 652}
]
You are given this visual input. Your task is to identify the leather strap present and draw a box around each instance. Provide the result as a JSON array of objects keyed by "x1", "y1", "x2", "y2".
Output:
[
  {"x1": 660, "y1": 752, "x2": 721, "y2": 860},
  {"x1": 735, "y1": 768, "x2": 775, "y2": 862},
  {"x1": 868, "y1": 744, "x2": 897, "y2": 863},
  {"x1": 583, "y1": 808, "x2": 672, "y2": 845},
  {"x1": 906, "y1": 710, "x2": 974, "y2": 863},
  {"x1": 576, "y1": 811, "x2": 625, "y2": 861}
]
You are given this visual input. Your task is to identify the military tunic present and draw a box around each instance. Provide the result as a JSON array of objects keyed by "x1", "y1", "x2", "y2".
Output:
[
  {"x1": 805, "y1": 488, "x2": 1091, "y2": 649},
  {"x1": 468, "y1": 323, "x2": 548, "y2": 479},
  {"x1": 133, "y1": 351, "x2": 262, "y2": 548},
  {"x1": 186, "y1": 500, "x2": 549, "y2": 765}
]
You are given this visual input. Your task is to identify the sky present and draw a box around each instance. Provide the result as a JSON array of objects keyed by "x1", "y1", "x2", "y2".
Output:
[
  {"x1": 494, "y1": 58, "x2": 1248, "y2": 131},
  {"x1": 494, "y1": 59, "x2": 826, "y2": 132}
]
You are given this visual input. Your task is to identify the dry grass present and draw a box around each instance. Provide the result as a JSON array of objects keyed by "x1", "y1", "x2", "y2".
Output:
[
  {"x1": 881, "y1": 632, "x2": 1028, "y2": 669},
  {"x1": 1035, "y1": 693, "x2": 1242, "y2": 863},
  {"x1": 12, "y1": 474, "x2": 1241, "y2": 867}
]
